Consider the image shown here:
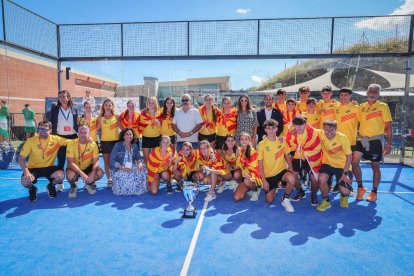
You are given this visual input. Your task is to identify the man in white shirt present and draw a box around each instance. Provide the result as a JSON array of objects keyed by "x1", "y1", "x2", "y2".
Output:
[{"x1": 172, "y1": 94, "x2": 203, "y2": 151}]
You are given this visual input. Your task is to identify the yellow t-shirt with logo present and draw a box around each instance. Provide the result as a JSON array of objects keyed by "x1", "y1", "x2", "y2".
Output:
[
  {"x1": 296, "y1": 101, "x2": 308, "y2": 113},
  {"x1": 320, "y1": 131, "x2": 352, "y2": 169},
  {"x1": 66, "y1": 139, "x2": 99, "y2": 171},
  {"x1": 138, "y1": 111, "x2": 161, "y2": 137},
  {"x1": 100, "y1": 116, "x2": 119, "y2": 141},
  {"x1": 257, "y1": 137, "x2": 289, "y2": 177},
  {"x1": 20, "y1": 135, "x2": 67, "y2": 168},
  {"x1": 158, "y1": 108, "x2": 176, "y2": 137},
  {"x1": 79, "y1": 115, "x2": 98, "y2": 142},
  {"x1": 303, "y1": 112, "x2": 321, "y2": 129},
  {"x1": 317, "y1": 100, "x2": 339, "y2": 128},
  {"x1": 335, "y1": 103, "x2": 360, "y2": 146},
  {"x1": 273, "y1": 101, "x2": 287, "y2": 113},
  {"x1": 358, "y1": 101, "x2": 392, "y2": 137}
]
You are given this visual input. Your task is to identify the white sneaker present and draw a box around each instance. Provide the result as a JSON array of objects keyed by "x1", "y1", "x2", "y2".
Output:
[
  {"x1": 217, "y1": 182, "x2": 226, "y2": 194},
  {"x1": 68, "y1": 185, "x2": 77, "y2": 199},
  {"x1": 250, "y1": 189, "x2": 260, "y2": 201},
  {"x1": 204, "y1": 191, "x2": 217, "y2": 201},
  {"x1": 228, "y1": 180, "x2": 238, "y2": 190},
  {"x1": 281, "y1": 198, "x2": 295, "y2": 213},
  {"x1": 57, "y1": 183, "x2": 65, "y2": 192},
  {"x1": 85, "y1": 184, "x2": 97, "y2": 195}
]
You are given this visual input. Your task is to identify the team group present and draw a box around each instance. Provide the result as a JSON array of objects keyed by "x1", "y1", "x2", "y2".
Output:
[{"x1": 18, "y1": 83, "x2": 392, "y2": 212}]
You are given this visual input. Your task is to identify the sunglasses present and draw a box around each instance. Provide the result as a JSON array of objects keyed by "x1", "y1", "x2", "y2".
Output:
[
  {"x1": 181, "y1": 99, "x2": 189, "y2": 103},
  {"x1": 37, "y1": 128, "x2": 50, "y2": 133}
]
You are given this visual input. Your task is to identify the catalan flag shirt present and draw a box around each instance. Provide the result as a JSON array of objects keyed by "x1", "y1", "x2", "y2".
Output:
[
  {"x1": 147, "y1": 147, "x2": 173, "y2": 185},
  {"x1": 66, "y1": 139, "x2": 99, "y2": 171},
  {"x1": 100, "y1": 116, "x2": 119, "y2": 141},
  {"x1": 79, "y1": 115, "x2": 98, "y2": 142},
  {"x1": 236, "y1": 147, "x2": 263, "y2": 187},
  {"x1": 198, "y1": 149, "x2": 230, "y2": 176},
  {"x1": 273, "y1": 101, "x2": 287, "y2": 113},
  {"x1": 199, "y1": 105, "x2": 221, "y2": 136},
  {"x1": 303, "y1": 112, "x2": 321, "y2": 129},
  {"x1": 119, "y1": 110, "x2": 140, "y2": 136},
  {"x1": 359, "y1": 101, "x2": 392, "y2": 137},
  {"x1": 174, "y1": 150, "x2": 199, "y2": 177},
  {"x1": 216, "y1": 108, "x2": 237, "y2": 136},
  {"x1": 281, "y1": 110, "x2": 298, "y2": 137},
  {"x1": 20, "y1": 135, "x2": 67, "y2": 168},
  {"x1": 257, "y1": 137, "x2": 290, "y2": 177},
  {"x1": 138, "y1": 110, "x2": 161, "y2": 137},
  {"x1": 157, "y1": 108, "x2": 176, "y2": 137},
  {"x1": 317, "y1": 100, "x2": 339, "y2": 128},
  {"x1": 335, "y1": 103, "x2": 360, "y2": 146},
  {"x1": 320, "y1": 131, "x2": 352, "y2": 170}
]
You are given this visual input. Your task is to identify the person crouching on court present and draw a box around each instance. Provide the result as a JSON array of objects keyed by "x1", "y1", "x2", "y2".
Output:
[
  {"x1": 172, "y1": 142, "x2": 200, "y2": 184},
  {"x1": 66, "y1": 125, "x2": 104, "y2": 198},
  {"x1": 316, "y1": 120, "x2": 353, "y2": 211},
  {"x1": 257, "y1": 119, "x2": 296, "y2": 212},
  {"x1": 19, "y1": 121, "x2": 68, "y2": 201}
]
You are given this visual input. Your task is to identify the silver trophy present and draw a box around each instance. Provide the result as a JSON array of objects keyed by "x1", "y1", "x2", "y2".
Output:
[{"x1": 181, "y1": 181, "x2": 199, "y2": 219}]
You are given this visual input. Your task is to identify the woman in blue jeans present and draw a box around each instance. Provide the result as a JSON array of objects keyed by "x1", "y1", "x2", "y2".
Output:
[{"x1": 110, "y1": 128, "x2": 147, "y2": 195}]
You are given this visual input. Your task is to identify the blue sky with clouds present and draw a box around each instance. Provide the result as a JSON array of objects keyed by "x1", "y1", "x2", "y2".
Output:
[{"x1": 7, "y1": 0, "x2": 414, "y2": 89}]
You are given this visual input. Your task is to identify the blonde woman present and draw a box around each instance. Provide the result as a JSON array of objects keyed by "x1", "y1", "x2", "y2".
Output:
[
  {"x1": 138, "y1": 97, "x2": 161, "y2": 165},
  {"x1": 78, "y1": 101, "x2": 98, "y2": 142}
]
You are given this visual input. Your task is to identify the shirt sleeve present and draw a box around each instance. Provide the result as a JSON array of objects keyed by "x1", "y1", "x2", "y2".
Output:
[
  {"x1": 20, "y1": 140, "x2": 31, "y2": 157},
  {"x1": 195, "y1": 109, "x2": 203, "y2": 124}
]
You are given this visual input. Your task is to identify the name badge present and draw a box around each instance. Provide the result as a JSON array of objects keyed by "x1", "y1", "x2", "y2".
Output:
[
  {"x1": 124, "y1": 161, "x2": 132, "y2": 169},
  {"x1": 64, "y1": 125, "x2": 72, "y2": 132}
]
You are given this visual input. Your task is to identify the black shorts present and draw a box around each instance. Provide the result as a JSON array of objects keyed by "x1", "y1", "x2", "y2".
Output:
[
  {"x1": 292, "y1": 159, "x2": 311, "y2": 173},
  {"x1": 355, "y1": 140, "x2": 383, "y2": 162},
  {"x1": 198, "y1": 133, "x2": 216, "y2": 143},
  {"x1": 66, "y1": 164, "x2": 93, "y2": 179},
  {"x1": 215, "y1": 135, "x2": 227, "y2": 150},
  {"x1": 319, "y1": 164, "x2": 352, "y2": 186},
  {"x1": 23, "y1": 166, "x2": 61, "y2": 184},
  {"x1": 101, "y1": 141, "x2": 117, "y2": 154},
  {"x1": 351, "y1": 145, "x2": 357, "y2": 152},
  {"x1": 142, "y1": 136, "x2": 161, "y2": 148},
  {"x1": 169, "y1": 135, "x2": 177, "y2": 144},
  {"x1": 265, "y1": 170, "x2": 287, "y2": 194}
]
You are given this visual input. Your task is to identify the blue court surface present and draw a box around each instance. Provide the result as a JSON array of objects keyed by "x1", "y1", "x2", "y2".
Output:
[{"x1": 1, "y1": 162, "x2": 413, "y2": 275}]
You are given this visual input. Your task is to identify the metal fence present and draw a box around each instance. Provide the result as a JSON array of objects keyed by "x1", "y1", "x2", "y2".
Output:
[{"x1": 1, "y1": 0, "x2": 414, "y2": 60}]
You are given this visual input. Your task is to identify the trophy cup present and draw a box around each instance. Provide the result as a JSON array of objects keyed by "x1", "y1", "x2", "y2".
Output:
[{"x1": 181, "y1": 181, "x2": 199, "y2": 219}]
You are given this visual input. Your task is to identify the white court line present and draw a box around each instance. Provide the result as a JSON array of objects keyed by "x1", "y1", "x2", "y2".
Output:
[{"x1": 180, "y1": 200, "x2": 209, "y2": 276}]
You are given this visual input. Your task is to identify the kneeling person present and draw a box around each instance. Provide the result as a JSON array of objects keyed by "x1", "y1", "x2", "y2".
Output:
[
  {"x1": 258, "y1": 119, "x2": 296, "y2": 212},
  {"x1": 317, "y1": 120, "x2": 352, "y2": 211},
  {"x1": 19, "y1": 121, "x2": 67, "y2": 201},
  {"x1": 66, "y1": 125, "x2": 104, "y2": 198}
]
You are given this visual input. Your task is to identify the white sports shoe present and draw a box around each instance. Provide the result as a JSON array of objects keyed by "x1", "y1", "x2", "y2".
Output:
[
  {"x1": 250, "y1": 189, "x2": 260, "y2": 201},
  {"x1": 217, "y1": 182, "x2": 226, "y2": 194},
  {"x1": 57, "y1": 183, "x2": 65, "y2": 192},
  {"x1": 281, "y1": 198, "x2": 295, "y2": 213},
  {"x1": 204, "y1": 191, "x2": 217, "y2": 201}
]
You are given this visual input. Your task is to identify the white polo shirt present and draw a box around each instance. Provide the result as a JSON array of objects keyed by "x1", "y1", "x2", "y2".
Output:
[{"x1": 173, "y1": 107, "x2": 203, "y2": 143}]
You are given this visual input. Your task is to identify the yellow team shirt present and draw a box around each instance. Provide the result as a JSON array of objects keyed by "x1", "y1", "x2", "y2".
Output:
[
  {"x1": 66, "y1": 139, "x2": 99, "y2": 171},
  {"x1": 216, "y1": 108, "x2": 237, "y2": 136},
  {"x1": 20, "y1": 135, "x2": 67, "y2": 168},
  {"x1": 138, "y1": 111, "x2": 161, "y2": 137},
  {"x1": 273, "y1": 101, "x2": 287, "y2": 113},
  {"x1": 100, "y1": 116, "x2": 119, "y2": 141},
  {"x1": 79, "y1": 115, "x2": 98, "y2": 142},
  {"x1": 335, "y1": 103, "x2": 360, "y2": 146},
  {"x1": 222, "y1": 148, "x2": 238, "y2": 169},
  {"x1": 303, "y1": 112, "x2": 321, "y2": 129},
  {"x1": 359, "y1": 101, "x2": 392, "y2": 137},
  {"x1": 198, "y1": 105, "x2": 220, "y2": 136},
  {"x1": 257, "y1": 137, "x2": 290, "y2": 177},
  {"x1": 320, "y1": 131, "x2": 352, "y2": 169},
  {"x1": 158, "y1": 108, "x2": 176, "y2": 137},
  {"x1": 317, "y1": 100, "x2": 339, "y2": 128},
  {"x1": 297, "y1": 101, "x2": 308, "y2": 113}
]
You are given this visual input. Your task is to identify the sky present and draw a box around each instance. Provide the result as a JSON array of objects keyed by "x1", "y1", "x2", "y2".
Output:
[{"x1": 5, "y1": 0, "x2": 414, "y2": 90}]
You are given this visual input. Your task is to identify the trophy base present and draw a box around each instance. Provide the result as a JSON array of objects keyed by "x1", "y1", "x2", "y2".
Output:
[{"x1": 182, "y1": 209, "x2": 197, "y2": 219}]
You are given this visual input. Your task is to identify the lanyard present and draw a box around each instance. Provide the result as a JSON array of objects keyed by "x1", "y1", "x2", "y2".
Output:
[
  {"x1": 124, "y1": 143, "x2": 132, "y2": 162},
  {"x1": 77, "y1": 142, "x2": 88, "y2": 166},
  {"x1": 38, "y1": 137, "x2": 50, "y2": 160},
  {"x1": 60, "y1": 107, "x2": 71, "y2": 123}
]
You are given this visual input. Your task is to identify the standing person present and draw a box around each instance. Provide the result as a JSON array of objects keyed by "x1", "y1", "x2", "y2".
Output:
[
  {"x1": 19, "y1": 121, "x2": 67, "y2": 201},
  {"x1": 158, "y1": 97, "x2": 177, "y2": 153},
  {"x1": 316, "y1": 86, "x2": 339, "y2": 129},
  {"x1": 49, "y1": 90, "x2": 78, "y2": 192},
  {"x1": 215, "y1": 97, "x2": 237, "y2": 155},
  {"x1": 280, "y1": 98, "x2": 298, "y2": 137},
  {"x1": 82, "y1": 90, "x2": 96, "y2": 107},
  {"x1": 335, "y1": 87, "x2": 360, "y2": 195},
  {"x1": 286, "y1": 115, "x2": 322, "y2": 206},
  {"x1": 257, "y1": 94, "x2": 283, "y2": 143},
  {"x1": 274, "y1": 89, "x2": 287, "y2": 113},
  {"x1": 138, "y1": 97, "x2": 161, "y2": 165},
  {"x1": 297, "y1": 86, "x2": 311, "y2": 113},
  {"x1": 78, "y1": 101, "x2": 98, "y2": 142},
  {"x1": 66, "y1": 125, "x2": 104, "y2": 199},
  {"x1": 147, "y1": 135, "x2": 174, "y2": 195},
  {"x1": 198, "y1": 94, "x2": 221, "y2": 148},
  {"x1": 353, "y1": 84, "x2": 393, "y2": 202},
  {"x1": 22, "y1": 103, "x2": 36, "y2": 140},
  {"x1": 316, "y1": 120, "x2": 353, "y2": 211},
  {"x1": 110, "y1": 128, "x2": 147, "y2": 196},
  {"x1": 235, "y1": 95, "x2": 258, "y2": 146},
  {"x1": 97, "y1": 98, "x2": 120, "y2": 188},
  {"x1": 172, "y1": 94, "x2": 203, "y2": 152},
  {"x1": 233, "y1": 132, "x2": 262, "y2": 202},
  {"x1": 118, "y1": 99, "x2": 140, "y2": 149},
  {"x1": 257, "y1": 119, "x2": 296, "y2": 212},
  {"x1": 0, "y1": 100, "x2": 9, "y2": 142},
  {"x1": 303, "y1": 98, "x2": 321, "y2": 129}
]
